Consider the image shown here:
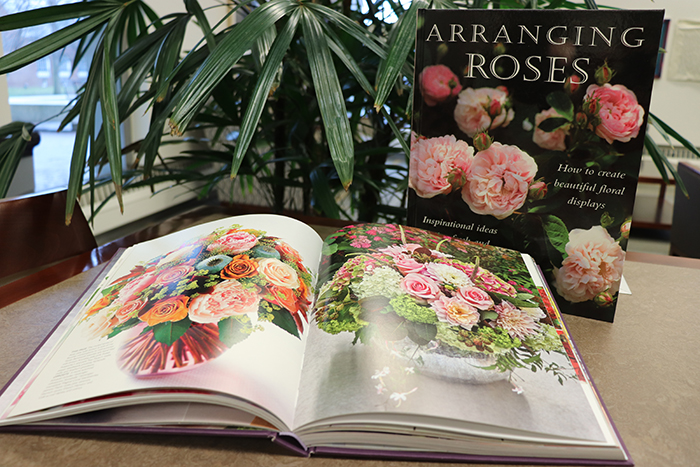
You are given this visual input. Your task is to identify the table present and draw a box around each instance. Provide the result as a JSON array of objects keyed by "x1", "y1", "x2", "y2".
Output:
[{"x1": 0, "y1": 206, "x2": 698, "y2": 466}]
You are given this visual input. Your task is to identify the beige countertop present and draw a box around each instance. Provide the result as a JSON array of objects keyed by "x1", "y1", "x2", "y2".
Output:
[{"x1": 0, "y1": 254, "x2": 698, "y2": 466}]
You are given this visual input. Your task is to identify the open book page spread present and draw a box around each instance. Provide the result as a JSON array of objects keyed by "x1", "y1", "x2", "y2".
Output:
[
  {"x1": 0, "y1": 215, "x2": 628, "y2": 462},
  {"x1": 0, "y1": 215, "x2": 323, "y2": 432},
  {"x1": 407, "y1": 9, "x2": 664, "y2": 322},
  {"x1": 293, "y1": 223, "x2": 623, "y2": 459}
]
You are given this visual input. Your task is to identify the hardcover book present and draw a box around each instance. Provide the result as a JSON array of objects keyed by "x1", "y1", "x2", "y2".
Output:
[
  {"x1": 407, "y1": 8, "x2": 664, "y2": 322},
  {"x1": 0, "y1": 214, "x2": 631, "y2": 464}
]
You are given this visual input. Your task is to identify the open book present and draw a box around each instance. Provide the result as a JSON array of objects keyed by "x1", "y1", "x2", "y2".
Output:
[{"x1": 0, "y1": 214, "x2": 631, "y2": 464}]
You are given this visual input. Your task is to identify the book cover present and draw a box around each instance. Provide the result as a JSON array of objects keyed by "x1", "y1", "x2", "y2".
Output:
[{"x1": 407, "y1": 8, "x2": 664, "y2": 322}]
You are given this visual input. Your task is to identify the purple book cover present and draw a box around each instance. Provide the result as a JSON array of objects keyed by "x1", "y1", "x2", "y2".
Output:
[{"x1": 407, "y1": 8, "x2": 664, "y2": 322}]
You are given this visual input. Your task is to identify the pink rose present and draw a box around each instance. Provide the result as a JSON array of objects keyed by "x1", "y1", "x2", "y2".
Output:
[
  {"x1": 554, "y1": 226, "x2": 625, "y2": 303},
  {"x1": 258, "y1": 258, "x2": 300, "y2": 289},
  {"x1": 585, "y1": 83, "x2": 644, "y2": 144},
  {"x1": 533, "y1": 107, "x2": 569, "y2": 151},
  {"x1": 394, "y1": 255, "x2": 426, "y2": 275},
  {"x1": 207, "y1": 230, "x2": 258, "y2": 255},
  {"x1": 409, "y1": 135, "x2": 474, "y2": 198},
  {"x1": 453, "y1": 86, "x2": 515, "y2": 137},
  {"x1": 456, "y1": 286, "x2": 494, "y2": 311},
  {"x1": 188, "y1": 280, "x2": 260, "y2": 323},
  {"x1": 419, "y1": 64, "x2": 462, "y2": 106},
  {"x1": 154, "y1": 264, "x2": 194, "y2": 286},
  {"x1": 431, "y1": 295, "x2": 480, "y2": 329},
  {"x1": 117, "y1": 273, "x2": 158, "y2": 303},
  {"x1": 400, "y1": 273, "x2": 442, "y2": 302},
  {"x1": 461, "y1": 142, "x2": 538, "y2": 219}
]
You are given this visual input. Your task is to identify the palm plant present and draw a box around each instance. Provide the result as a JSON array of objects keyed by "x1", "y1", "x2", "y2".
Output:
[{"x1": 0, "y1": 0, "x2": 696, "y2": 224}]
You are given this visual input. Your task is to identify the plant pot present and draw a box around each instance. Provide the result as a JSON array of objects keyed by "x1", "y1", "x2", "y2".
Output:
[{"x1": 389, "y1": 337, "x2": 511, "y2": 385}]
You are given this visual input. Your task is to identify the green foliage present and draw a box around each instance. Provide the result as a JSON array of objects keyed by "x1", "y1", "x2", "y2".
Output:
[
  {"x1": 218, "y1": 315, "x2": 253, "y2": 347},
  {"x1": 152, "y1": 317, "x2": 192, "y2": 346},
  {"x1": 0, "y1": 0, "x2": 693, "y2": 225}
]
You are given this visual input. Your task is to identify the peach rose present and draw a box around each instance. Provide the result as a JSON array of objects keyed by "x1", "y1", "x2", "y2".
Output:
[
  {"x1": 400, "y1": 273, "x2": 442, "y2": 302},
  {"x1": 461, "y1": 142, "x2": 538, "y2": 219},
  {"x1": 188, "y1": 280, "x2": 261, "y2": 323},
  {"x1": 409, "y1": 134, "x2": 474, "y2": 198},
  {"x1": 139, "y1": 295, "x2": 189, "y2": 327},
  {"x1": 113, "y1": 299, "x2": 146, "y2": 325},
  {"x1": 456, "y1": 286, "x2": 494, "y2": 311},
  {"x1": 258, "y1": 258, "x2": 300, "y2": 289},
  {"x1": 554, "y1": 226, "x2": 625, "y2": 303},
  {"x1": 419, "y1": 64, "x2": 462, "y2": 106},
  {"x1": 533, "y1": 107, "x2": 569, "y2": 151},
  {"x1": 585, "y1": 83, "x2": 644, "y2": 144},
  {"x1": 431, "y1": 295, "x2": 480, "y2": 329},
  {"x1": 453, "y1": 86, "x2": 514, "y2": 137},
  {"x1": 117, "y1": 273, "x2": 158, "y2": 303},
  {"x1": 207, "y1": 230, "x2": 258, "y2": 255}
]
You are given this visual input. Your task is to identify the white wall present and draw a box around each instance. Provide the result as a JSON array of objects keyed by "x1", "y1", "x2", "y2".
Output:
[{"x1": 602, "y1": 0, "x2": 700, "y2": 148}]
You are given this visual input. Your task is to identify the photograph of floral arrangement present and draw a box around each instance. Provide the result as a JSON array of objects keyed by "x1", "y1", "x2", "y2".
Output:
[
  {"x1": 79, "y1": 224, "x2": 313, "y2": 376},
  {"x1": 407, "y1": 10, "x2": 662, "y2": 322},
  {"x1": 313, "y1": 223, "x2": 575, "y2": 392}
]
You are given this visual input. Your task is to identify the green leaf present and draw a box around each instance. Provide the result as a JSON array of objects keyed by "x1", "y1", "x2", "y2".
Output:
[
  {"x1": 232, "y1": 10, "x2": 300, "y2": 179},
  {"x1": 266, "y1": 303, "x2": 300, "y2": 338},
  {"x1": 218, "y1": 316, "x2": 252, "y2": 347},
  {"x1": 546, "y1": 91, "x2": 574, "y2": 121},
  {"x1": 152, "y1": 318, "x2": 192, "y2": 346},
  {"x1": 480, "y1": 310, "x2": 499, "y2": 321},
  {"x1": 301, "y1": 8, "x2": 354, "y2": 190},
  {"x1": 541, "y1": 214, "x2": 570, "y2": 257},
  {"x1": 538, "y1": 117, "x2": 570, "y2": 133},
  {"x1": 0, "y1": 123, "x2": 34, "y2": 198},
  {"x1": 66, "y1": 41, "x2": 103, "y2": 224},
  {"x1": 374, "y1": 0, "x2": 428, "y2": 110},
  {"x1": 406, "y1": 321, "x2": 437, "y2": 346},
  {"x1": 0, "y1": 10, "x2": 115, "y2": 75},
  {"x1": 100, "y1": 16, "x2": 124, "y2": 214},
  {"x1": 169, "y1": 0, "x2": 296, "y2": 134},
  {"x1": 0, "y1": 1, "x2": 116, "y2": 31},
  {"x1": 310, "y1": 166, "x2": 340, "y2": 218}
]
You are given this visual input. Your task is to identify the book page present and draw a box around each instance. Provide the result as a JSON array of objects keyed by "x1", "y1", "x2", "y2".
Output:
[
  {"x1": 0, "y1": 214, "x2": 323, "y2": 431},
  {"x1": 293, "y1": 224, "x2": 609, "y2": 445}
]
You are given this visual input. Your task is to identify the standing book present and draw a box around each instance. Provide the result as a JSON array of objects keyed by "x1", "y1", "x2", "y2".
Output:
[
  {"x1": 0, "y1": 214, "x2": 631, "y2": 464},
  {"x1": 407, "y1": 8, "x2": 664, "y2": 322}
]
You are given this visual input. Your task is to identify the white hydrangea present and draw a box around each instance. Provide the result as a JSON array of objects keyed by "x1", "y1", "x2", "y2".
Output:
[{"x1": 351, "y1": 266, "x2": 403, "y2": 300}]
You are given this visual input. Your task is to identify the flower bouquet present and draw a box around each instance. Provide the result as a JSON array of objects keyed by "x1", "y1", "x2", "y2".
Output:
[
  {"x1": 80, "y1": 224, "x2": 313, "y2": 376},
  {"x1": 409, "y1": 56, "x2": 641, "y2": 320},
  {"x1": 314, "y1": 224, "x2": 572, "y2": 385}
]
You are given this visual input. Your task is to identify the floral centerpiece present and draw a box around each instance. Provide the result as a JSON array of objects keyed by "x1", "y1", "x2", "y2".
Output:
[
  {"x1": 80, "y1": 224, "x2": 312, "y2": 376},
  {"x1": 314, "y1": 223, "x2": 572, "y2": 386}
]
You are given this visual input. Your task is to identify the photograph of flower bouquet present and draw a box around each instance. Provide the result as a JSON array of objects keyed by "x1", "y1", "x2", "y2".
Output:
[
  {"x1": 408, "y1": 9, "x2": 664, "y2": 322},
  {"x1": 313, "y1": 223, "x2": 575, "y2": 400},
  {"x1": 79, "y1": 223, "x2": 313, "y2": 376}
]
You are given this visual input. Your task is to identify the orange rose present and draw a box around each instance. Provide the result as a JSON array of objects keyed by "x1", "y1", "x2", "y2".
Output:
[
  {"x1": 266, "y1": 286, "x2": 299, "y2": 313},
  {"x1": 85, "y1": 292, "x2": 117, "y2": 318},
  {"x1": 220, "y1": 254, "x2": 258, "y2": 280},
  {"x1": 139, "y1": 295, "x2": 189, "y2": 326}
]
